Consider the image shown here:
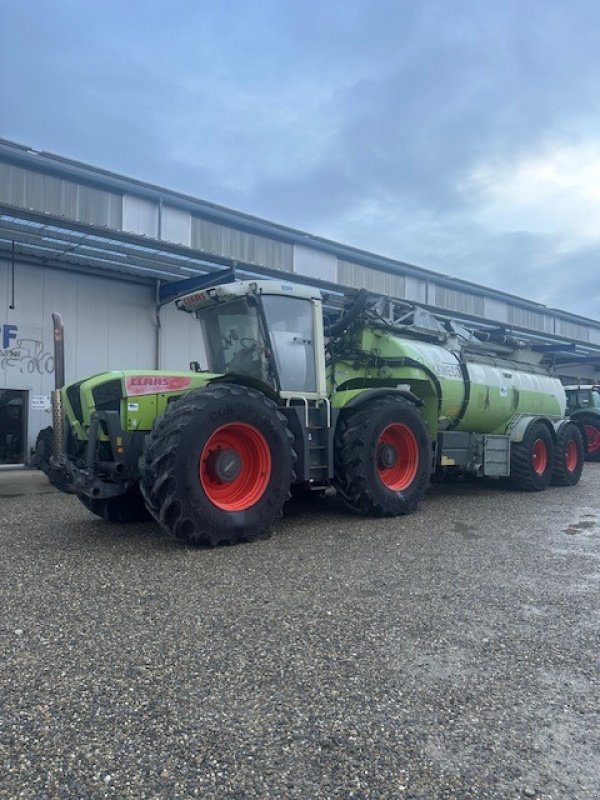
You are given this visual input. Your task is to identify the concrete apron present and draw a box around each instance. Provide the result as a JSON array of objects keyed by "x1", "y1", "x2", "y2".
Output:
[{"x1": 0, "y1": 468, "x2": 57, "y2": 497}]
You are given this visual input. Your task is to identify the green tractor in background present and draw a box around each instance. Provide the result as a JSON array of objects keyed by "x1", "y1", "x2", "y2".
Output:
[
  {"x1": 43, "y1": 277, "x2": 584, "y2": 546},
  {"x1": 565, "y1": 385, "x2": 600, "y2": 461}
]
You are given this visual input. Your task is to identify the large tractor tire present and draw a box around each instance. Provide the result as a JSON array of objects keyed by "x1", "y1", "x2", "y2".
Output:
[
  {"x1": 139, "y1": 384, "x2": 295, "y2": 546},
  {"x1": 334, "y1": 396, "x2": 431, "y2": 516},
  {"x1": 575, "y1": 413, "x2": 600, "y2": 462},
  {"x1": 551, "y1": 422, "x2": 584, "y2": 486},
  {"x1": 509, "y1": 420, "x2": 554, "y2": 491},
  {"x1": 78, "y1": 488, "x2": 151, "y2": 523},
  {"x1": 30, "y1": 426, "x2": 54, "y2": 470}
]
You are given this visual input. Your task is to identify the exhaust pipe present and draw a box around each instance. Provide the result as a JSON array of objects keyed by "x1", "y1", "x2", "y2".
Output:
[{"x1": 51, "y1": 312, "x2": 66, "y2": 460}]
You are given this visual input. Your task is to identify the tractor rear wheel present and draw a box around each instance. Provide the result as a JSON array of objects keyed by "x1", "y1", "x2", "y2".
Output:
[
  {"x1": 78, "y1": 488, "x2": 150, "y2": 523},
  {"x1": 575, "y1": 413, "x2": 600, "y2": 462},
  {"x1": 551, "y1": 422, "x2": 584, "y2": 486},
  {"x1": 139, "y1": 384, "x2": 295, "y2": 546},
  {"x1": 334, "y1": 396, "x2": 431, "y2": 516},
  {"x1": 510, "y1": 420, "x2": 554, "y2": 491}
]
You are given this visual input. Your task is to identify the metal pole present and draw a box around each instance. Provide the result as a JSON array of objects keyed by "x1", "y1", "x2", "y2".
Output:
[
  {"x1": 9, "y1": 240, "x2": 15, "y2": 309},
  {"x1": 51, "y1": 312, "x2": 65, "y2": 459}
]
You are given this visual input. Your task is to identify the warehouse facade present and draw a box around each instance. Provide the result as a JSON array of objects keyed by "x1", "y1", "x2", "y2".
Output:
[{"x1": 1, "y1": 138, "x2": 600, "y2": 465}]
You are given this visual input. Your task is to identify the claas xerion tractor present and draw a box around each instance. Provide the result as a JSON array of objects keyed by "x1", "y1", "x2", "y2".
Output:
[{"x1": 44, "y1": 277, "x2": 584, "y2": 546}]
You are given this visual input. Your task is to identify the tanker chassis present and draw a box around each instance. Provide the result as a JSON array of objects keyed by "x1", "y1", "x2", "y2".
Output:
[{"x1": 44, "y1": 279, "x2": 584, "y2": 546}]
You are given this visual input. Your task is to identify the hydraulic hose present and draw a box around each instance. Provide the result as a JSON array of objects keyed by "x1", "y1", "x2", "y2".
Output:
[{"x1": 325, "y1": 289, "x2": 368, "y2": 338}]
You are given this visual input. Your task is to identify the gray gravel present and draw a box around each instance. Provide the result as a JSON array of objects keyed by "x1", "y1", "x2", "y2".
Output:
[{"x1": 1, "y1": 467, "x2": 600, "y2": 799}]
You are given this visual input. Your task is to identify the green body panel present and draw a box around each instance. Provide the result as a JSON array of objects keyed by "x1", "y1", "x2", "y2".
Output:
[
  {"x1": 63, "y1": 370, "x2": 220, "y2": 439},
  {"x1": 330, "y1": 328, "x2": 565, "y2": 438}
]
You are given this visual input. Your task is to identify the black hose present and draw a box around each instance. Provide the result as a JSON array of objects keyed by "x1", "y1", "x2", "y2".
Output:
[{"x1": 325, "y1": 289, "x2": 368, "y2": 338}]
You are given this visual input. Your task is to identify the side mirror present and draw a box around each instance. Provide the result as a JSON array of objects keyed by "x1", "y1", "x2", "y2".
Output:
[{"x1": 190, "y1": 361, "x2": 201, "y2": 372}]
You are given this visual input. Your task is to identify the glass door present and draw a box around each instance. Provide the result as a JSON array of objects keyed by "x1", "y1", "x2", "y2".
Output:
[{"x1": 0, "y1": 390, "x2": 27, "y2": 464}]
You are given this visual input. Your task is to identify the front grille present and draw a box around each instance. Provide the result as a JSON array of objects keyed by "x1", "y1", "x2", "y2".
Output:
[
  {"x1": 66, "y1": 382, "x2": 84, "y2": 424},
  {"x1": 92, "y1": 379, "x2": 122, "y2": 413}
]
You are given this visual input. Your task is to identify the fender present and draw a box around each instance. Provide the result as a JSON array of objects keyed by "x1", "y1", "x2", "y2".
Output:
[
  {"x1": 506, "y1": 414, "x2": 558, "y2": 443},
  {"x1": 341, "y1": 386, "x2": 423, "y2": 411}
]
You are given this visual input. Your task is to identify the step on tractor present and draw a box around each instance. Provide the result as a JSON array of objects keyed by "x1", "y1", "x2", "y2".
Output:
[
  {"x1": 43, "y1": 277, "x2": 584, "y2": 546},
  {"x1": 564, "y1": 385, "x2": 600, "y2": 461}
]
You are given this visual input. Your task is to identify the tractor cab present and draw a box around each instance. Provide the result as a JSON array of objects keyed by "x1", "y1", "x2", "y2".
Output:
[
  {"x1": 177, "y1": 280, "x2": 327, "y2": 400},
  {"x1": 565, "y1": 385, "x2": 600, "y2": 413}
]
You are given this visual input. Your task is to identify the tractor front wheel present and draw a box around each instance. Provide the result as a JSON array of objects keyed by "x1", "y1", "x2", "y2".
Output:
[
  {"x1": 334, "y1": 396, "x2": 431, "y2": 516},
  {"x1": 575, "y1": 413, "x2": 600, "y2": 462},
  {"x1": 139, "y1": 384, "x2": 295, "y2": 546}
]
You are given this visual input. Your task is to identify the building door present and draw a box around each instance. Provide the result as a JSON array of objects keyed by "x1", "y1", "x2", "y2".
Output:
[{"x1": 0, "y1": 390, "x2": 27, "y2": 464}]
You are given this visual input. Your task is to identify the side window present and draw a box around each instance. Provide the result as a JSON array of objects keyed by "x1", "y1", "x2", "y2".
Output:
[{"x1": 262, "y1": 296, "x2": 317, "y2": 393}]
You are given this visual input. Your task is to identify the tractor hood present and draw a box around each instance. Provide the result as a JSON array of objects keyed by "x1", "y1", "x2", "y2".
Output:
[{"x1": 62, "y1": 369, "x2": 220, "y2": 436}]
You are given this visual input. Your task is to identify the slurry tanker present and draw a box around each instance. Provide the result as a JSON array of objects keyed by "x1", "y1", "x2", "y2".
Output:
[{"x1": 43, "y1": 277, "x2": 584, "y2": 546}]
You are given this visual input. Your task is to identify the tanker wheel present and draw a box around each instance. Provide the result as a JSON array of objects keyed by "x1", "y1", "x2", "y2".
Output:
[
  {"x1": 551, "y1": 422, "x2": 584, "y2": 486},
  {"x1": 139, "y1": 384, "x2": 295, "y2": 546},
  {"x1": 78, "y1": 488, "x2": 151, "y2": 523},
  {"x1": 334, "y1": 396, "x2": 431, "y2": 516},
  {"x1": 509, "y1": 420, "x2": 554, "y2": 491},
  {"x1": 575, "y1": 413, "x2": 600, "y2": 462}
]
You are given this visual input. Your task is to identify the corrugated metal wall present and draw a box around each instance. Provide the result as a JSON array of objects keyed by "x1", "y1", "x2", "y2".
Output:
[
  {"x1": 506, "y1": 305, "x2": 548, "y2": 333},
  {"x1": 2, "y1": 159, "x2": 600, "y2": 348},
  {"x1": 191, "y1": 217, "x2": 293, "y2": 270},
  {"x1": 338, "y1": 260, "x2": 406, "y2": 297},
  {"x1": 0, "y1": 163, "x2": 122, "y2": 228},
  {"x1": 433, "y1": 285, "x2": 484, "y2": 316},
  {"x1": 557, "y1": 319, "x2": 591, "y2": 343}
]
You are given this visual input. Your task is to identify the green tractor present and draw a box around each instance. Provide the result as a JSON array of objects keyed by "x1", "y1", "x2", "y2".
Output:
[
  {"x1": 565, "y1": 385, "x2": 600, "y2": 461},
  {"x1": 44, "y1": 277, "x2": 584, "y2": 546}
]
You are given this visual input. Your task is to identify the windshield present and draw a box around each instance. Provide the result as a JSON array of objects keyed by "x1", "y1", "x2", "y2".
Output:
[
  {"x1": 567, "y1": 388, "x2": 600, "y2": 410},
  {"x1": 197, "y1": 298, "x2": 273, "y2": 384},
  {"x1": 261, "y1": 295, "x2": 317, "y2": 392}
]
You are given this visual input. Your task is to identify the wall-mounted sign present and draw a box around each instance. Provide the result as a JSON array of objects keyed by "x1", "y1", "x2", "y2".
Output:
[
  {"x1": 31, "y1": 395, "x2": 51, "y2": 411},
  {"x1": 0, "y1": 324, "x2": 54, "y2": 375}
]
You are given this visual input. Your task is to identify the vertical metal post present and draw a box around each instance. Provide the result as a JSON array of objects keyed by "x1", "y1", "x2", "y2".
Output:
[
  {"x1": 9, "y1": 240, "x2": 15, "y2": 309},
  {"x1": 155, "y1": 280, "x2": 162, "y2": 370},
  {"x1": 51, "y1": 313, "x2": 66, "y2": 459}
]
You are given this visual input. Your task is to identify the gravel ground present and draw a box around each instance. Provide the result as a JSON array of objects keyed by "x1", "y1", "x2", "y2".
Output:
[{"x1": 1, "y1": 467, "x2": 599, "y2": 800}]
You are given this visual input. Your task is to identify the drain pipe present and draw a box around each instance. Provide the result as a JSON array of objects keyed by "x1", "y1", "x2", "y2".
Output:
[{"x1": 155, "y1": 280, "x2": 162, "y2": 369}]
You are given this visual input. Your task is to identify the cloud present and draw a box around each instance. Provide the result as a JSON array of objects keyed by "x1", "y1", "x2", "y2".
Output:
[{"x1": 2, "y1": 0, "x2": 600, "y2": 319}]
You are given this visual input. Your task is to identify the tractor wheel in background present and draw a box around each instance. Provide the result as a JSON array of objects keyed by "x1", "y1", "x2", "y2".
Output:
[
  {"x1": 551, "y1": 422, "x2": 584, "y2": 486},
  {"x1": 30, "y1": 426, "x2": 54, "y2": 470},
  {"x1": 574, "y1": 413, "x2": 600, "y2": 462},
  {"x1": 78, "y1": 488, "x2": 151, "y2": 523},
  {"x1": 334, "y1": 395, "x2": 431, "y2": 516},
  {"x1": 139, "y1": 384, "x2": 295, "y2": 546},
  {"x1": 509, "y1": 420, "x2": 554, "y2": 491}
]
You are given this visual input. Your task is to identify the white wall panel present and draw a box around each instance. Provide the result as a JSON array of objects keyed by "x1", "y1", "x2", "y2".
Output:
[
  {"x1": 160, "y1": 302, "x2": 207, "y2": 371},
  {"x1": 122, "y1": 194, "x2": 159, "y2": 238},
  {"x1": 0, "y1": 257, "x2": 158, "y2": 454},
  {"x1": 161, "y1": 205, "x2": 191, "y2": 246},
  {"x1": 338, "y1": 260, "x2": 406, "y2": 297},
  {"x1": 483, "y1": 297, "x2": 508, "y2": 323},
  {"x1": 404, "y1": 276, "x2": 427, "y2": 303},
  {"x1": 293, "y1": 245, "x2": 336, "y2": 282}
]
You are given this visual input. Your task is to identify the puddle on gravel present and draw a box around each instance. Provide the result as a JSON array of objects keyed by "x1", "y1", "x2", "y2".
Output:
[
  {"x1": 563, "y1": 515, "x2": 598, "y2": 535},
  {"x1": 453, "y1": 521, "x2": 484, "y2": 540}
]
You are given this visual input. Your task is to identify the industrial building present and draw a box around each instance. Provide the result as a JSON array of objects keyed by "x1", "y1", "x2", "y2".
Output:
[{"x1": 1, "y1": 137, "x2": 599, "y2": 465}]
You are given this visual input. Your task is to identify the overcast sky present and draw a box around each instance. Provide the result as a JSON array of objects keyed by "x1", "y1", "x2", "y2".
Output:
[{"x1": 2, "y1": 0, "x2": 600, "y2": 318}]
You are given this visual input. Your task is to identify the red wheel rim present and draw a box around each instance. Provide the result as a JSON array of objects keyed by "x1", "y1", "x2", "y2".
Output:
[
  {"x1": 584, "y1": 424, "x2": 600, "y2": 454},
  {"x1": 532, "y1": 438, "x2": 548, "y2": 475},
  {"x1": 200, "y1": 423, "x2": 271, "y2": 511},
  {"x1": 565, "y1": 439, "x2": 578, "y2": 472},
  {"x1": 377, "y1": 423, "x2": 419, "y2": 491}
]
